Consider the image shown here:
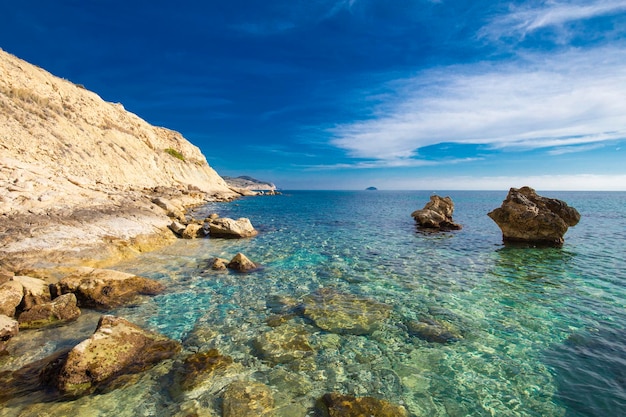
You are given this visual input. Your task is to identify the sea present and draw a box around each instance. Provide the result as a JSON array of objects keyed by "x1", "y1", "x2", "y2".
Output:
[{"x1": 1, "y1": 190, "x2": 625, "y2": 416}]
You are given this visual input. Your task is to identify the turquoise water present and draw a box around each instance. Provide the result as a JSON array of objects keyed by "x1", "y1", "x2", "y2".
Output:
[{"x1": 1, "y1": 190, "x2": 625, "y2": 416}]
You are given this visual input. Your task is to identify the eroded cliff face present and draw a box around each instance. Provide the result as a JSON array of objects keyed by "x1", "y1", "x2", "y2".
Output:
[{"x1": 0, "y1": 49, "x2": 236, "y2": 270}]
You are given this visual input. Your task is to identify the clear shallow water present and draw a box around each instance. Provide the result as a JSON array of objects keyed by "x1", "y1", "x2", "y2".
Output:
[{"x1": 1, "y1": 190, "x2": 625, "y2": 416}]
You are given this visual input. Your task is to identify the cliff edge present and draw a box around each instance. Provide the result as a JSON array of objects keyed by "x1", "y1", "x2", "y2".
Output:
[{"x1": 0, "y1": 48, "x2": 237, "y2": 270}]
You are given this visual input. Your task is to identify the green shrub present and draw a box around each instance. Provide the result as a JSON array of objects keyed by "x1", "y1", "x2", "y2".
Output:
[{"x1": 165, "y1": 148, "x2": 185, "y2": 161}]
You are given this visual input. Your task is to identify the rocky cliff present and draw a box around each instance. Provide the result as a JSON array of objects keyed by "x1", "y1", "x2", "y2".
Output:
[
  {"x1": 0, "y1": 48, "x2": 237, "y2": 270},
  {"x1": 223, "y1": 176, "x2": 276, "y2": 191}
]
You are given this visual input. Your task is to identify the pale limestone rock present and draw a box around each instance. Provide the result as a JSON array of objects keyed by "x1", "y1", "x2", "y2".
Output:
[
  {"x1": 0, "y1": 280, "x2": 23, "y2": 317},
  {"x1": 152, "y1": 197, "x2": 186, "y2": 221},
  {"x1": 12, "y1": 275, "x2": 51, "y2": 310},
  {"x1": 169, "y1": 221, "x2": 187, "y2": 236},
  {"x1": 209, "y1": 217, "x2": 257, "y2": 238}
]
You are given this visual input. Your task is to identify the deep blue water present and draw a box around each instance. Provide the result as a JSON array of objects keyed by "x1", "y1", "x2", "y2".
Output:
[{"x1": 1, "y1": 190, "x2": 625, "y2": 416}]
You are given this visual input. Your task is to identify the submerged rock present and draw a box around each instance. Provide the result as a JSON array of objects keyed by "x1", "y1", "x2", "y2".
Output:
[
  {"x1": 176, "y1": 349, "x2": 234, "y2": 392},
  {"x1": 411, "y1": 195, "x2": 462, "y2": 230},
  {"x1": 18, "y1": 293, "x2": 81, "y2": 329},
  {"x1": 0, "y1": 314, "x2": 19, "y2": 354},
  {"x1": 0, "y1": 280, "x2": 23, "y2": 317},
  {"x1": 317, "y1": 393, "x2": 408, "y2": 417},
  {"x1": 406, "y1": 317, "x2": 463, "y2": 344},
  {"x1": 208, "y1": 217, "x2": 258, "y2": 238},
  {"x1": 227, "y1": 253, "x2": 258, "y2": 272},
  {"x1": 253, "y1": 323, "x2": 314, "y2": 364},
  {"x1": 222, "y1": 380, "x2": 275, "y2": 417},
  {"x1": 488, "y1": 186, "x2": 580, "y2": 245},
  {"x1": 52, "y1": 267, "x2": 164, "y2": 309},
  {"x1": 44, "y1": 315, "x2": 181, "y2": 397},
  {"x1": 302, "y1": 288, "x2": 391, "y2": 335}
]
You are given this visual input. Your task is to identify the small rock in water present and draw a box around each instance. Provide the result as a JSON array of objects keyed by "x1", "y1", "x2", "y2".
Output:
[
  {"x1": 208, "y1": 257, "x2": 229, "y2": 271},
  {"x1": 227, "y1": 253, "x2": 258, "y2": 272},
  {"x1": 411, "y1": 195, "x2": 462, "y2": 230}
]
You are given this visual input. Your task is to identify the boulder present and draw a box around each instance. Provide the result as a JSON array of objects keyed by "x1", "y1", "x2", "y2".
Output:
[
  {"x1": 411, "y1": 195, "x2": 462, "y2": 230},
  {"x1": 406, "y1": 317, "x2": 463, "y2": 344},
  {"x1": 208, "y1": 257, "x2": 229, "y2": 271},
  {"x1": 0, "y1": 314, "x2": 19, "y2": 354},
  {"x1": 317, "y1": 393, "x2": 408, "y2": 417},
  {"x1": 0, "y1": 280, "x2": 24, "y2": 317},
  {"x1": 168, "y1": 221, "x2": 187, "y2": 236},
  {"x1": 222, "y1": 380, "x2": 275, "y2": 417},
  {"x1": 152, "y1": 197, "x2": 186, "y2": 221},
  {"x1": 227, "y1": 253, "x2": 258, "y2": 272},
  {"x1": 208, "y1": 217, "x2": 258, "y2": 238},
  {"x1": 181, "y1": 223, "x2": 204, "y2": 239},
  {"x1": 46, "y1": 315, "x2": 181, "y2": 397},
  {"x1": 53, "y1": 267, "x2": 164, "y2": 309},
  {"x1": 302, "y1": 288, "x2": 391, "y2": 335},
  {"x1": 18, "y1": 293, "x2": 81, "y2": 329},
  {"x1": 12, "y1": 276, "x2": 51, "y2": 310},
  {"x1": 488, "y1": 186, "x2": 581, "y2": 245}
]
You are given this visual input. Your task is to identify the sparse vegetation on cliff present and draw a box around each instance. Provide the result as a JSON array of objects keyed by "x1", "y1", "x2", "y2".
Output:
[{"x1": 164, "y1": 147, "x2": 185, "y2": 161}]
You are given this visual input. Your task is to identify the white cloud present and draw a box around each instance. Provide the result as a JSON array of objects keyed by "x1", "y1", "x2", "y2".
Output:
[
  {"x1": 302, "y1": 157, "x2": 481, "y2": 171},
  {"x1": 329, "y1": 47, "x2": 626, "y2": 162},
  {"x1": 547, "y1": 143, "x2": 606, "y2": 155},
  {"x1": 480, "y1": 0, "x2": 626, "y2": 40}
]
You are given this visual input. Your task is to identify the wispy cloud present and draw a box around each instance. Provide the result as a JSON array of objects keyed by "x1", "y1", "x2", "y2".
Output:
[
  {"x1": 480, "y1": 0, "x2": 626, "y2": 40},
  {"x1": 301, "y1": 157, "x2": 481, "y2": 171},
  {"x1": 547, "y1": 143, "x2": 606, "y2": 155},
  {"x1": 329, "y1": 47, "x2": 626, "y2": 162}
]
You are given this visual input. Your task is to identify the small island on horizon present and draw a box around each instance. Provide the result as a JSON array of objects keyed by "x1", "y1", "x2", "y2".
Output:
[{"x1": 365, "y1": 186, "x2": 378, "y2": 191}]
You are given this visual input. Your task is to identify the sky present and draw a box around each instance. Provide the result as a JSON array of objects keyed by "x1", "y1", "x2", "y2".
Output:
[{"x1": 1, "y1": 0, "x2": 626, "y2": 190}]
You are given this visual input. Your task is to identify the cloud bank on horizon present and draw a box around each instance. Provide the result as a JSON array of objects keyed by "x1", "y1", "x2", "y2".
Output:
[{"x1": 0, "y1": 0, "x2": 625, "y2": 189}]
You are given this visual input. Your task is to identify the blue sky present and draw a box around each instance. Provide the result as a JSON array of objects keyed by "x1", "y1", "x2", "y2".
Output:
[{"x1": 1, "y1": 1, "x2": 625, "y2": 190}]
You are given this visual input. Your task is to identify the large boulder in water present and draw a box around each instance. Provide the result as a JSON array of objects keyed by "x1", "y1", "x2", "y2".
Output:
[
  {"x1": 411, "y1": 195, "x2": 462, "y2": 230},
  {"x1": 488, "y1": 186, "x2": 580, "y2": 245},
  {"x1": 208, "y1": 217, "x2": 258, "y2": 238},
  {"x1": 52, "y1": 267, "x2": 164, "y2": 309},
  {"x1": 45, "y1": 315, "x2": 181, "y2": 397}
]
